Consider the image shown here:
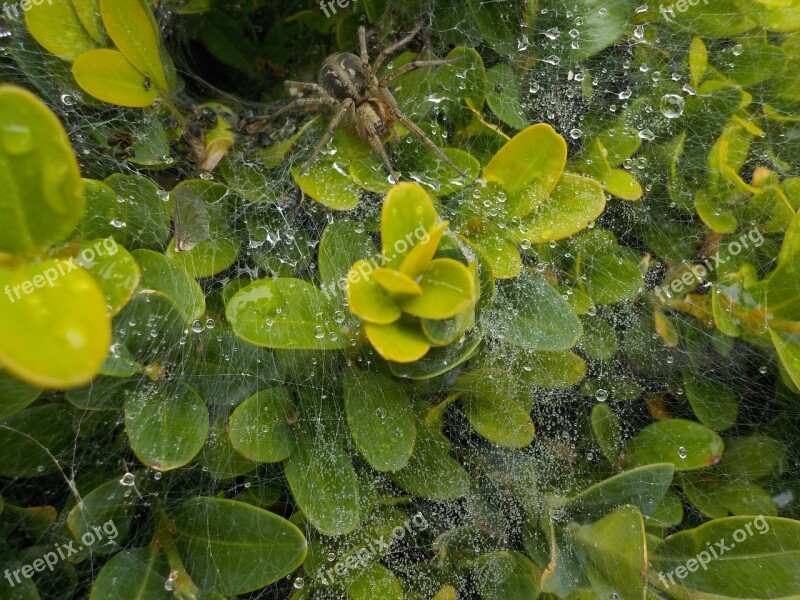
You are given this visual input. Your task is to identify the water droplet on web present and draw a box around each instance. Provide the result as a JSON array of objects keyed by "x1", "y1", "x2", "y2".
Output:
[
  {"x1": 570, "y1": 128, "x2": 583, "y2": 139},
  {"x1": 595, "y1": 389, "x2": 608, "y2": 402},
  {"x1": 731, "y1": 44, "x2": 744, "y2": 56},
  {"x1": 205, "y1": 318, "x2": 215, "y2": 329},
  {"x1": 759, "y1": 365, "x2": 768, "y2": 374},
  {"x1": 618, "y1": 88, "x2": 632, "y2": 100},
  {"x1": 110, "y1": 219, "x2": 126, "y2": 229},
  {"x1": 543, "y1": 27, "x2": 560, "y2": 40},
  {"x1": 60, "y1": 93, "x2": 76, "y2": 106},
  {"x1": 375, "y1": 407, "x2": 386, "y2": 419},
  {"x1": 638, "y1": 129, "x2": 656, "y2": 141},
  {"x1": 520, "y1": 239, "x2": 531, "y2": 250},
  {"x1": 200, "y1": 171, "x2": 213, "y2": 180},
  {"x1": 120, "y1": 472, "x2": 136, "y2": 486},
  {"x1": 587, "y1": 306, "x2": 597, "y2": 316},
  {"x1": 529, "y1": 83, "x2": 540, "y2": 94},
  {"x1": 633, "y1": 25, "x2": 645, "y2": 40},
  {"x1": 549, "y1": 240, "x2": 557, "y2": 248},
  {"x1": 635, "y1": 4, "x2": 648, "y2": 13},
  {"x1": 678, "y1": 446, "x2": 688, "y2": 459},
  {"x1": 191, "y1": 320, "x2": 204, "y2": 333},
  {"x1": 314, "y1": 325, "x2": 324, "y2": 339},
  {"x1": 154, "y1": 471, "x2": 163, "y2": 480},
  {"x1": 660, "y1": 94, "x2": 685, "y2": 118}
]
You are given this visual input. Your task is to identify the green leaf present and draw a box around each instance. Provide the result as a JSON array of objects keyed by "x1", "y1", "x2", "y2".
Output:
[
  {"x1": 650, "y1": 516, "x2": 800, "y2": 598},
  {"x1": 487, "y1": 271, "x2": 582, "y2": 352},
  {"x1": 227, "y1": 278, "x2": 350, "y2": 350},
  {"x1": 283, "y1": 427, "x2": 361, "y2": 535},
  {"x1": 99, "y1": 0, "x2": 172, "y2": 93},
  {"x1": 628, "y1": 419, "x2": 724, "y2": 472},
  {"x1": 348, "y1": 563, "x2": 404, "y2": 600},
  {"x1": 72, "y1": 49, "x2": 158, "y2": 107},
  {"x1": 228, "y1": 388, "x2": 295, "y2": 463},
  {"x1": 471, "y1": 552, "x2": 541, "y2": 600},
  {"x1": 76, "y1": 238, "x2": 140, "y2": 316},
  {"x1": 89, "y1": 546, "x2": 169, "y2": 600},
  {"x1": 483, "y1": 123, "x2": 567, "y2": 197},
  {"x1": 467, "y1": 229, "x2": 522, "y2": 279},
  {"x1": 388, "y1": 331, "x2": 482, "y2": 379},
  {"x1": 166, "y1": 180, "x2": 242, "y2": 278},
  {"x1": 173, "y1": 497, "x2": 307, "y2": 594},
  {"x1": 132, "y1": 249, "x2": 205, "y2": 324},
  {"x1": 344, "y1": 370, "x2": 416, "y2": 472},
  {"x1": 464, "y1": 393, "x2": 535, "y2": 448},
  {"x1": 25, "y1": 0, "x2": 98, "y2": 61},
  {"x1": 100, "y1": 174, "x2": 172, "y2": 250},
  {"x1": 124, "y1": 381, "x2": 210, "y2": 471},
  {"x1": 564, "y1": 464, "x2": 675, "y2": 518},
  {"x1": 683, "y1": 372, "x2": 738, "y2": 431},
  {"x1": 485, "y1": 64, "x2": 528, "y2": 130},
  {"x1": 512, "y1": 173, "x2": 606, "y2": 244},
  {"x1": 769, "y1": 329, "x2": 800, "y2": 389},
  {"x1": 292, "y1": 160, "x2": 361, "y2": 210},
  {"x1": 391, "y1": 424, "x2": 470, "y2": 500},
  {"x1": 319, "y1": 220, "x2": 377, "y2": 290},
  {"x1": 582, "y1": 255, "x2": 643, "y2": 305},
  {"x1": 0, "y1": 85, "x2": 84, "y2": 256},
  {"x1": 0, "y1": 259, "x2": 111, "y2": 388},
  {"x1": 571, "y1": 505, "x2": 647, "y2": 600},
  {"x1": 0, "y1": 370, "x2": 42, "y2": 420},
  {"x1": 0, "y1": 404, "x2": 73, "y2": 477},
  {"x1": 67, "y1": 478, "x2": 136, "y2": 555},
  {"x1": 591, "y1": 403, "x2": 624, "y2": 463}
]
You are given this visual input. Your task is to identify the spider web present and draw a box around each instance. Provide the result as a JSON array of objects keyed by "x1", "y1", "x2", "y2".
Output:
[{"x1": 0, "y1": 0, "x2": 799, "y2": 598}]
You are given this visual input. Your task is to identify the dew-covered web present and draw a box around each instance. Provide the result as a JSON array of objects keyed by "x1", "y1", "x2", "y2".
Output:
[{"x1": 1, "y1": 0, "x2": 799, "y2": 598}]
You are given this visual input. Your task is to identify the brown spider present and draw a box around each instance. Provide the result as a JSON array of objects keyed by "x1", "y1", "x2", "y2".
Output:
[{"x1": 263, "y1": 23, "x2": 466, "y2": 184}]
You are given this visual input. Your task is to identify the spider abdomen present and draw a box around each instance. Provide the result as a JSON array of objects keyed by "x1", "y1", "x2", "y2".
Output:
[{"x1": 319, "y1": 52, "x2": 366, "y2": 100}]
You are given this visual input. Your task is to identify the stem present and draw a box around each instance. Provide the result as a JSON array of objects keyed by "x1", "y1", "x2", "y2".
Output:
[{"x1": 153, "y1": 501, "x2": 200, "y2": 600}]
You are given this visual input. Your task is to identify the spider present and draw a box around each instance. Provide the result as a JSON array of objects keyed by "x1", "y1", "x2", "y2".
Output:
[{"x1": 262, "y1": 23, "x2": 467, "y2": 184}]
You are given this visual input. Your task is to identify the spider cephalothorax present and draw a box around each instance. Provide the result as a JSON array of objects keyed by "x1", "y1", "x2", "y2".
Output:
[{"x1": 261, "y1": 24, "x2": 466, "y2": 184}]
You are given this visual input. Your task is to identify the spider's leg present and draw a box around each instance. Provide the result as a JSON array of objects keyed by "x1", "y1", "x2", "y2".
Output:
[
  {"x1": 379, "y1": 58, "x2": 461, "y2": 85},
  {"x1": 300, "y1": 98, "x2": 354, "y2": 175},
  {"x1": 285, "y1": 81, "x2": 327, "y2": 97},
  {"x1": 358, "y1": 26, "x2": 370, "y2": 70},
  {"x1": 356, "y1": 104, "x2": 400, "y2": 184},
  {"x1": 269, "y1": 96, "x2": 339, "y2": 120},
  {"x1": 389, "y1": 107, "x2": 468, "y2": 179},
  {"x1": 371, "y1": 22, "x2": 425, "y2": 74}
]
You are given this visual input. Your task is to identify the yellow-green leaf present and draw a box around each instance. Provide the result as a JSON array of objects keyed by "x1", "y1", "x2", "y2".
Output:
[
  {"x1": 346, "y1": 260, "x2": 403, "y2": 324},
  {"x1": 0, "y1": 260, "x2": 111, "y2": 388},
  {"x1": 402, "y1": 259, "x2": 476, "y2": 319},
  {"x1": 25, "y1": 0, "x2": 98, "y2": 61},
  {"x1": 99, "y1": 0, "x2": 170, "y2": 92},
  {"x1": 0, "y1": 86, "x2": 84, "y2": 256},
  {"x1": 364, "y1": 320, "x2": 431, "y2": 363},
  {"x1": 73, "y1": 49, "x2": 159, "y2": 107}
]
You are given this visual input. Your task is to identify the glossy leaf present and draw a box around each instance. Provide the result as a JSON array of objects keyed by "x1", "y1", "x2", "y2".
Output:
[
  {"x1": 228, "y1": 388, "x2": 295, "y2": 463},
  {"x1": 227, "y1": 278, "x2": 350, "y2": 350},
  {"x1": 173, "y1": 497, "x2": 307, "y2": 594},
  {"x1": 629, "y1": 419, "x2": 724, "y2": 472},
  {"x1": 72, "y1": 50, "x2": 158, "y2": 107},
  {"x1": 0, "y1": 86, "x2": 84, "y2": 256},
  {"x1": 124, "y1": 381, "x2": 210, "y2": 471},
  {"x1": 344, "y1": 370, "x2": 416, "y2": 472}
]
